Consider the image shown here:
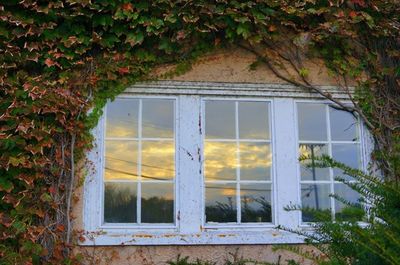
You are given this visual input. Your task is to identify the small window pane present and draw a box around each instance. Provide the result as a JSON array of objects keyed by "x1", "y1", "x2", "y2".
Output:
[
  {"x1": 205, "y1": 142, "x2": 237, "y2": 181},
  {"x1": 298, "y1": 104, "x2": 327, "y2": 141},
  {"x1": 334, "y1": 184, "x2": 363, "y2": 221},
  {"x1": 238, "y1": 102, "x2": 270, "y2": 139},
  {"x1": 205, "y1": 101, "x2": 236, "y2": 139},
  {"x1": 301, "y1": 184, "x2": 331, "y2": 222},
  {"x1": 141, "y1": 183, "x2": 174, "y2": 223},
  {"x1": 106, "y1": 99, "x2": 139, "y2": 138},
  {"x1": 332, "y1": 144, "x2": 360, "y2": 180},
  {"x1": 240, "y1": 143, "x2": 271, "y2": 181},
  {"x1": 104, "y1": 183, "x2": 137, "y2": 223},
  {"x1": 205, "y1": 183, "x2": 237, "y2": 223},
  {"x1": 241, "y1": 184, "x2": 272, "y2": 223},
  {"x1": 141, "y1": 141, "x2": 174, "y2": 181},
  {"x1": 299, "y1": 144, "x2": 330, "y2": 181},
  {"x1": 330, "y1": 108, "x2": 358, "y2": 141},
  {"x1": 142, "y1": 99, "x2": 174, "y2": 138},
  {"x1": 105, "y1": 140, "x2": 138, "y2": 181}
]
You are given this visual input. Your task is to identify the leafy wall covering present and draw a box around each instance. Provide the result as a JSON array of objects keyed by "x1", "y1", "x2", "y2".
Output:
[{"x1": 0, "y1": 0, "x2": 399, "y2": 263}]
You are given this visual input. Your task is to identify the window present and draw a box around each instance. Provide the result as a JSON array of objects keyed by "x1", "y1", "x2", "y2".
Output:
[
  {"x1": 297, "y1": 103, "x2": 362, "y2": 222},
  {"x1": 83, "y1": 82, "x2": 369, "y2": 245}
]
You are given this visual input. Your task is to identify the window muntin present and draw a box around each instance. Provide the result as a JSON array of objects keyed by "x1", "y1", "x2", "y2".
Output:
[
  {"x1": 103, "y1": 98, "x2": 175, "y2": 225},
  {"x1": 203, "y1": 100, "x2": 273, "y2": 224},
  {"x1": 297, "y1": 103, "x2": 362, "y2": 222}
]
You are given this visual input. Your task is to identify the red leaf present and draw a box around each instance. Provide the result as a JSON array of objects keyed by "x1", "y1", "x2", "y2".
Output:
[
  {"x1": 349, "y1": 11, "x2": 358, "y2": 18},
  {"x1": 121, "y1": 3, "x2": 133, "y2": 11},
  {"x1": 49, "y1": 186, "x2": 56, "y2": 194},
  {"x1": 118, "y1": 67, "x2": 129, "y2": 74},
  {"x1": 56, "y1": 224, "x2": 65, "y2": 232},
  {"x1": 350, "y1": 0, "x2": 366, "y2": 7}
]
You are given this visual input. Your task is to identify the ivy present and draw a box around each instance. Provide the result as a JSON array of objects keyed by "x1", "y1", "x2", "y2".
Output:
[{"x1": 0, "y1": 0, "x2": 399, "y2": 264}]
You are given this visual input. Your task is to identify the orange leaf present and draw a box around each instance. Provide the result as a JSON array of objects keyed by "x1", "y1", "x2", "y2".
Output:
[
  {"x1": 44, "y1": 58, "x2": 55, "y2": 67},
  {"x1": 118, "y1": 67, "x2": 129, "y2": 74},
  {"x1": 349, "y1": 11, "x2": 358, "y2": 18},
  {"x1": 121, "y1": 3, "x2": 133, "y2": 11}
]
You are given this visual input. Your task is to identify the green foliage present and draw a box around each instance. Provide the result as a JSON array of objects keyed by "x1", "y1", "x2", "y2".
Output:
[
  {"x1": 0, "y1": 0, "x2": 398, "y2": 264},
  {"x1": 284, "y1": 156, "x2": 400, "y2": 265}
]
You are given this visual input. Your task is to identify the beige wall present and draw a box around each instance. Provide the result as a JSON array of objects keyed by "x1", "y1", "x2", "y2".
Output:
[{"x1": 73, "y1": 47, "x2": 332, "y2": 265}]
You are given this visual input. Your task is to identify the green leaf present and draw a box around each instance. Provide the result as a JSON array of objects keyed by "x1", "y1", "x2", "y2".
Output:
[{"x1": 0, "y1": 178, "x2": 14, "y2": 192}]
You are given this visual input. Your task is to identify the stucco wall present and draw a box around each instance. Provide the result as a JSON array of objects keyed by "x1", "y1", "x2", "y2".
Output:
[{"x1": 72, "y1": 47, "x2": 332, "y2": 265}]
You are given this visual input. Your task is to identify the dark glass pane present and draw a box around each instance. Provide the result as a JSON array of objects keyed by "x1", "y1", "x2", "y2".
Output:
[
  {"x1": 205, "y1": 183, "x2": 237, "y2": 223},
  {"x1": 104, "y1": 183, "x2": 137, "y2": 223},
  {"x1": 106, "y1": 99, "x2": 139, "y2": 138},
  {"x1": 142, "y1": 99, "x2": 174, "y2": 138},
  {"x1": 238, "y1": 102, "x2": 270, "y2": 139},
  {"x1": 299, "y1": 144, "x2": 330, "y2": 181},
  {"x1": 105, "y1": 140, "x2": 138, "y2": 180},
  {"x1": 141, "y1": 183, "x2": 174, "y2": 223},
  {"x1": 298, "y1": 103, "x2": 327, "y2": 141},
  {"x1": 241, "y1": 184, "x2": 272, "y2": 222},
  {"x1": 240, "y1": 143, "x2": 271, "y2": 181},
  {"x1": 141, "y1": 141, "x2": 174, "y2": 181},
  {"x1": 205, "y1": 101, "x2": 236, "y2": 139},
  {"x1": 301, "y1": 184, "x2": 331, "y2": 222},
  {"x1": 205, "y1": 142, "x2": 237, "y2": 181},
  {"x1": 332, "y1": 144, "x2": 360, "y2": 180},
  {"x1": 330, "y1": 107, "x2": 358, "y2": 141},
  {"x1": 334, "y1": 184, "x2": 363, "y2": 221}
]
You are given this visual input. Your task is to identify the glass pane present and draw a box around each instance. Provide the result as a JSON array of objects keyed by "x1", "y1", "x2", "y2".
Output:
[
  {"x1": 241, "y1": 184, "x2": 272, "y2": 223},
  {"x1": 299, "y1": 144, "x2": 330, "y2": 181},
  {"x1": 141, "y1": 183, "x2": 174, "y2": 223},
  {"x1": 301, "y1": 184, "x2": 331, "y2": 222},
  {"x1": 141, "y1": 141, "x2": 174, "y2": 181},
  {"x1": 104, "y1": 183, "x2": 137, "y2": 223},
  {"x1": 205, "y1": 183, "x2": 237, "y2": 223},
  {"x1": 106, "y1": 99, "x2": 139, "y2": 138},
  {"x1": 205, "y1": 142, "x2": 237, "y2": 181},
  {"x1": 205, "y1": 101, "x2": 236, "y2": 139},
  {"x1": 104, "y1": 140, "x2": 138, "y2": 180},
  {"x1": 240, "y1": 143, "x2": 271, "y2": 181},
  {"x1": 332, "y1": 144, "x2": 360, "y2": 180},
  {"x1": 238, "y1": 102, "x2": 270, "y2": 139},
  {"x1": 142, "y1": 99, "x2": 174, "y2": 138},
  {"x1": 334, "y1": 184, "x2": 363, "y2": 221},
  {"x1": 297, "y1": 103, "x2": 327, "y2": 141},
  {"x1": 330, "y1": 107, "x2": 358, "y2": 141}
]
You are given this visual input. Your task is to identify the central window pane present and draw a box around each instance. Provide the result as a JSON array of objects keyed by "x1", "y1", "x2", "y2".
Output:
[
  {"x1": 104, "y1": 98, "x2": 175, "y2": 224},
  {"x1": 204, "y1": 100, "x2": 272, "y2": 224}
]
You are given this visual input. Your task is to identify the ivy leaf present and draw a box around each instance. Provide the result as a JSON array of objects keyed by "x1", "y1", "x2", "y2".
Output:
[
  {"x1": 0, "y1": 178, "x2": 14, "y2": 193},
  {"x1": 237, "y1": 23, "x2": 251, "y2": 39},
  {"x1": 126, "y1": 31, "x2": 144, "y2": 46}
]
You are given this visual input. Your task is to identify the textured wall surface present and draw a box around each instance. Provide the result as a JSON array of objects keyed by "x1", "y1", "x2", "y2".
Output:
[{"x1": 72, "y1": 47, "x2": 332, "y2": 264}]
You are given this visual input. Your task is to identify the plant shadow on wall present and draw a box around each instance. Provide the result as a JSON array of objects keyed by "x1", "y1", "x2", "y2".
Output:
[{"x1": 278, "y1": 155, "x2": 400, "y2": 265}]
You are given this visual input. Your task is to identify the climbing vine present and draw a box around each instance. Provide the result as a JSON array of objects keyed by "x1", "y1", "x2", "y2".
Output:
[{"x1": 0, "y1": 0, "x2": 399, "y2": 264}]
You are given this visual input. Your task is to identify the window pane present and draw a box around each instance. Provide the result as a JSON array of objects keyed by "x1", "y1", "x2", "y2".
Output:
[
  {"x1": 301, "y1": 184, "x2": 331, "y2": 222},
  {"x1": 105, "y1": 140, "x2": 138, "y2": 181},
  {"x1": 205, "y1": 183, "x2": 237, "y2": 223},
  {"x1": 106, "y1": 99, "x2": 139, "y2": 138},
  {"x1": 241, "y1": 184, "x2": 272, "y2": 223},
  {"x1": 334, "y1": 184, "x2": 363, "y2": 221},
  {"x1": 205, "y1": 101, "x2": 235, "y2": 139},
  {"x1": 332, "y1": 144, "x2": 360, "y2": 180},
  {"x1": 142, "y1": 99, "x2": 174, "y2": 138},
  {"x1": 238, "y1": 102, "x2": 270, "y2": 139},
  {"x1": 297, "y1": 104, "x2": 327, "y2": 141},
  {"x1": 141, "y1": 141, "x2": 174, "y2": 181},
  {"x1": 240, "y1": 143, "x2": 271, "y2": 181},
  {"x1": 299, "y1": 144, "x2": 330, "y2": 181},
  {"x1": 104, "y1": 183, "x2": 137, "y2": 223},
  {"x1": 330, "y1": 108, "x2": 358, "y2": 141},
  {"x1": 141, "y1": 183, "x2": 174, "y2": 223},
  {"x1": 205, "y1": 142, "x2": 237, "y2": 181}
]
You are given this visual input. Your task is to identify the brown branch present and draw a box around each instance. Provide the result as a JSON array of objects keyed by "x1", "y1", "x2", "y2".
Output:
[{"x1": 237, "y1": 42, "x2": 376, "y2": 130}]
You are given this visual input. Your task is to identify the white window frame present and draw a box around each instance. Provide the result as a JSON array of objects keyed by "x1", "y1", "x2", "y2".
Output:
[{"x1": 82, "y1": 81, "x2": 371, "y2": 246}]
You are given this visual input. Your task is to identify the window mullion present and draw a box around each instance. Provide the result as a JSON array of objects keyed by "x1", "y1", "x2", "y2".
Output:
[
  {"x1": 274, "y1": 98, "x2": 300, "y2": 228},
  {"x1": 178, "y1": 95, "x2": 203, "y2": 233}
]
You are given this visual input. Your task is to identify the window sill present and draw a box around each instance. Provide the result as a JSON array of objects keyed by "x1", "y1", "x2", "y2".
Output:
[{"x1": 79, "y1": 229, "x2": 306, "y2": 246}]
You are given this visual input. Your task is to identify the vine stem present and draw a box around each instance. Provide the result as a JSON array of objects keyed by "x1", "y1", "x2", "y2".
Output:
[{"x1": 66, "y1": 133, "x2": 76, "y2": 246}]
